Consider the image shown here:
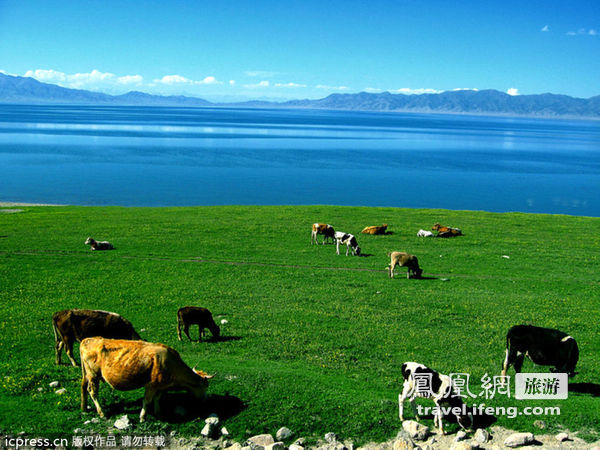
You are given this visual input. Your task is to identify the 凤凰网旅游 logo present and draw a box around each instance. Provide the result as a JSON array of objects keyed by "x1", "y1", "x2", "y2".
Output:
[{"x1": 515, "y1": 373, "x2": 568, "y2": 399}]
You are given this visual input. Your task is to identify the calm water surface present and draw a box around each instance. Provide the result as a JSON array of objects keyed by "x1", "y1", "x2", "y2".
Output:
[{"x1": 0, "y1": 104, "x2": 598, "y2": 216}]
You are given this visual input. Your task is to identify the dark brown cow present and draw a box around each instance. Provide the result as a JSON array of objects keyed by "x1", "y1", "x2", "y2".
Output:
[
  {"x1": 80, "y1": 337, "x2": 213, "y2": 421},
  {"x1": 177, "y1": 306, "x2": 220, "y2": 342},
  {"x1": 432, "y1": 223, "x2": 462, "y2": 237},
  {"x1": 52, "y1": 309, "x2": 141, "y2": 366}
]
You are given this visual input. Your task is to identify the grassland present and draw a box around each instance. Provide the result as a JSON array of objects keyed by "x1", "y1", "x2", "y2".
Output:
[{"x1": 0, "y1": 205, "x2": 599, "y2": 445}]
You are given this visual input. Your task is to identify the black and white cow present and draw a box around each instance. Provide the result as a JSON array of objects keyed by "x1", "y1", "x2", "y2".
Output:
[
  {"x1": 334, "y1": 231, "x2": 361, "y2": 256},
  {"x1": 399, "y1": 362, "x2": 472, "y2": 435},
  {"x1": 501, "y1": 325, "x2": 579, "y2": 378}
]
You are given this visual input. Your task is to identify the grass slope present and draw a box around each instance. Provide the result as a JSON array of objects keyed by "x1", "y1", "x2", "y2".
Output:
[{"x1": 0, "y1": 205, "x2": 598, "y2": 444}]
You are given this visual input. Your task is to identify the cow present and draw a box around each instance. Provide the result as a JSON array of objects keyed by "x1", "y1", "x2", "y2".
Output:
[
  {"x1": 432, "y1": 223, "x2": 462, "y2": 237},
  {"x1": 501, "y1": 325, "x2": 579, "y2": 378},
  {"x1": 417, "y1": 229, "x2": 434, "y2": 237},
  {"x1": 361, "y1": 224, "x2": 388, "y2": 235},
  {"x1": 80, "y1": 338, "x2": 213, "y2": 422},
  {"x1": 399, "y1": 362, "x2": 472, "y2": 435},
  {"x1": 52, "y1": 309, "x2": 141, "y2": 366},
  {"x1": 388, "y1": 252, "x2": 423, "y2": 279},
  {"x1": 177, "y1": 306, "x2": 221, "y2": 342},
  {"x1": 85, "y1": 237, "x2": 114, "y2": 250},
  {"x1": 334, "y1": 231, "x2": 361, "y2": 256},
  {"x1": 311, "y1": 223, "x2": 336, "y2": 245}
]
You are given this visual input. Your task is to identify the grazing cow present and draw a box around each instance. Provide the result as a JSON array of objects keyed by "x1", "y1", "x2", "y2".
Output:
[
  {"x1": 52, "y1": 309, "x2": 141, "y2": 366},
  {"x1": 431, "y1": 223, "x2": 462, "y2": 237},
  {"x1": 501, "y1": 325, "x2": 579, "y2": 378},
  {"x1": 399, "y1": 362, "x2": 472, "y2": 435},
  {"x1": 388, "y1": 252, "x2": 423, "y2": 279},
  {"x1": 85, "y1": 237, "x2": 114, "y2": 250},
  {"x1": 177, "y1": 306, "x2": 221, "y2": 342},
  {"x1": 417, "y1": 229, "x2": 434, "y2": 237},
  {"x1": 361, "y1": 224, "x2": 388, "y2": 235},
  {"x1": 311, "y1": 223, "x2": 336, "y2": 245},
  {"x1": 334, "y1": 231, "x2": 361, "y2": 256},
  {"x1": 80, "y1": 337, "x2": 213, "y2": 422}
]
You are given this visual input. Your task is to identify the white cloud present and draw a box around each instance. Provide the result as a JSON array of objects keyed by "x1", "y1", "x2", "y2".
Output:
[
  {"x1": 117, "y1": 75, "x2": 144, "y2": 84},
  {"x1": 154, "y1": 74, "x2": 221, "y2": 86},
  {"x1": 316, "y1": 84, "x2": 349, "y2": 91},
  {"x1": 452, "y1": 88, "x2": 479, "y2": 91},
  {"x1": 541, "y1": 25, "x2": 549, "y2": 32},
  {"x1": 364, "y1": 87, "x2": 383, "y2": 93},
  {"x1": 24, "y1": 69, "x2": 67, "y2": 83},
  {"x1": 567, "y1": 27, "x2": 598, "y2": 36},
  {"x1": 391, "y1": 87, "x2": 443, "y2": 95},
  {"x1": 229, "y1": 80, "x2": 236, "y2": 85},
  {"x1": 275, "y1": 82, "x2": 307, "y2": 88},
  {"x1": 244, "y1": 80, "x2": 270, "y2": 88},
  {"x1": 245, "y1": 70, "x2": 276, "y2": 77},
  {"x1": 507, "y1": 88, "x2": 519, "y2": 96}
]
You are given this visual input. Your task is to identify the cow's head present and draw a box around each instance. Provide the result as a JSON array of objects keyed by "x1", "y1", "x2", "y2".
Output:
[
  {"x1": 432, "y1": 223, "x2": 441, "y2": 231},
  {"x1": 85, "y1": 237, "x2": 93, "y2": 245},
  {"x1": 415, "y1": 268, "x2": 423, "y2": 278}
]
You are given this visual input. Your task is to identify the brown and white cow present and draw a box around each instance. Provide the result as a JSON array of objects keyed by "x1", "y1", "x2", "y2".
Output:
[
  {"x1": 177, "y1": 306, "x2": 221, "y2": 342},
  {"x1": 361, "y1": 224, "x2": 388, "y2": 235},
  {"x1": 432, "y1": 223, "x2": 462, "y2": 237},
  {"x1": 80, "y1": 337, "x2": 213, "y2": 422},
  {"x1": 52, "y1": 309, "x2": 141, "y2": 366},
  {"x1": 311, "y1": 223, "x2": 336, "y2": 245}
]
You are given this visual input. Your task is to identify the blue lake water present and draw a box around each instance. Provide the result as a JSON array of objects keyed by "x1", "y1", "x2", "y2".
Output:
[{"x1": 0, "y1": 104, "x2": 599, "y2": 216}]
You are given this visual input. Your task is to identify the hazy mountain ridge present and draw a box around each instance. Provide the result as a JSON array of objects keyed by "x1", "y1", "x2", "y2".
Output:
[{"x1": 1, "y1": 73, "x2": 599, "y2": 117}]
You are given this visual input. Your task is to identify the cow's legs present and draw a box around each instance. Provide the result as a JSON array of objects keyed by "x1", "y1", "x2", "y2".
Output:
[
  {"x1": 65, "y1": 339, "x2": 78, "y2": 367},
  {"x1": 513, "y1": 353, "x2": 525, "y2": 373},
  {"x1": 81, "y1": 371, "x2": 88, "y2": 412},
  {"x1": 407, "y1": 268, "x2": 411, "y2": 279},
  {"x1": 501, "y1": 347, "x2": 519, "y2": 378},
  {"x1": 141, "y1": 387, "x2": 157, "y2": 422},
  {"x1": 55, "y1": 340, "x2": 64, "y2": 365},
  {"x1": 87, "y1": 377, "x2": 104, "y2": 418},
  {"x1": 183, "y1": 324, "x2": 193, "y2": 342}
]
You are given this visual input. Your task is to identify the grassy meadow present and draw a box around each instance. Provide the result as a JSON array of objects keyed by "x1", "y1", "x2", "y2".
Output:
[{"x1": 0, "y1": 205, "x2": 599, "y2": 444}]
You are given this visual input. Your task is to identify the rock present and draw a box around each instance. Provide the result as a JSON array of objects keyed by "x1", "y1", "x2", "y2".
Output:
[
  {"x1": 473, "y1": 429, "x2": 489, "y2": 444},
  {"x1": 83, "y1": 420, "x2": 91, "y2": 425},
  {"x1": 221, "y1": 319, "x2": 229, "y2": 325},
  {"x1": 201, "y1": 423, "x2": 214, "y2": 437},
  {"x1": 113, "y1": 415, "x2": 130, "y2": 430},
  {"x1": 73, "y1": 428, "x2": 83, "y2": 434},
  {"x1": 402, "y1": 420, "x2": 430, "y2": 441},
  {"x1": 90, "y1": 417, "x2": 101, "y2": 424},
  {"x1": 276, "y1": 427, "x2": 293, "y2": 441},
  {"x1": 225, "y1": 444, "x2": 242, "y2": 450},
  {"x1": 533, "y1": 420, "x2": 546, "y2": 430},
  {"x1": 265, "y1": 443, "x2": 284, "y2": 450},
  {"x1": 504, "y1": 432, "x2": 535, "y2": 447},
  {"x1": 49, "y1": 381, "x2": 60, "y2": 388},
  {"x1": 392, "y1": 434, "x2": 416, "y2": 450},
  {"x1": 55, "y1": 388, "x2": 67, "y2": 395},
  {"x1": 454, "y1": 430, "x2": 467, "y2": 442},
  {"x1": 221, "y1": 427, "x2": 230, "y2": 436},
  {"x1": 450, "y1": 443, "x2": 478, "y2": 450},
  {"x1": 293, "y1": 438, "x2": 306, "y2": 446},
  {"x1": 325, "y1": 432, "x2": 338, "y2": 444},
  {"x1": 555, "y1": 432, "x2": 569, "y2": 442},
  {"x1": 247, "y1": 434, "x2": 275, "y2": 449},
  {"x1": 288, "y1": 445, "x2": 304, "y2": 450},
  {"x1": 37, "y1": 387, "x2": 44, "y2": 392}
]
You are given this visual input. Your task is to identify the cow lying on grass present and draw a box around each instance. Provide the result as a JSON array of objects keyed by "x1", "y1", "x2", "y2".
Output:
[
  {"x1": 501, "y1": 325, "x2": 579, "y2": 378},
  {"x1": 85, "y1": 237, "x2": 114, "y2": 250},
  {"x1": 399, "y1": 362, "x2": 472, "y2": 435},
  {"x1": 432, "y1": 223, "x2": 462, "y2": 237},
  {"x1": 52, "y1": 309, "x2": 140, "y2": 366},
  {"x1": 361, "y1": 224, "x2": 388, "y2": 235},
  {"x1": 80, "y1": 337, "x2": 213, "y2": 422},
  {"x1": 177, "y1": 306, "x2": 220, "y2": 342}
]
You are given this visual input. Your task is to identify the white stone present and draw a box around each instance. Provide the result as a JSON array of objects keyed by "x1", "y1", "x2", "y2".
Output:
[
  {"x1": 113, "y1": 415, "x2": 130, "y2": 430},
  {"x1": 221, "y1": 319, "x2": 229, "y2": 325},
  {"x1": 265, "y1": 443, "x2": 284, "y2": 450},
  {"x1": 49, "y1": 381, "x2": 60, "y2": 388},
  {"x1": 325, "y1": 432, "x2": 338, "y2": 443},
  {"x1": 225, "y1": 444, "x2": 242, "y2": 450},
  {"x1": 288, "y1": 445, "x2": 304, "y2": 450},
  {"x1": 402, "y1": 420, "x2": 430, "y2": 441},
  {"x1": 221, "y1": 427, "x2": 230, "y2": 436},
  {"x1": 206, "y1": 415, "x2": 220, "y2": 425},
  {"x1": 201, "y1": 423, "x2": 213, "y2": 437},
  {"x1": 504, "y1": 432, "x2": 535, "y2": 447},
  {"x1": 55, "y1": 388, "x2": 67, "y2": 395},
  {"x1": 276, "y1": 427, "x2": 293, "y2": 440},
  {"x1": 247, "y1": 434, "x2": 275, "y2": 448},
  {"x1": 454, "y1": 430, "x2": 467, "y2": 442},
  {"x1": 555, "y1": 432, "x2": 569, "y2": 442},
  {"x1": 473, "y1": 429, "x2": 489, "y2": 444}
]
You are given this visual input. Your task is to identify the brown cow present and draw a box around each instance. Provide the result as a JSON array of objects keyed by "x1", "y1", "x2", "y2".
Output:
[
  {"x1": 361, "y1": 224, "x2": 388, "y2": 235},
  {"x1": 388, "y1": 252, "x2": 423, "y2": 279},
  {"x1": 311, "y1": 223, "x2": 336, "y2": 245},
  {"x1": 80, "y1": 337, "x2": 213, "y2": 422},
  {"x1": 52, "y1": 309, "x2": 141, "y2": 366},
  {"x1": 432, "y1": 223, "x2": 462, "y2": 237},
  {"x1": 177, "y1": 306, "x2": 221, "y2": 342}
]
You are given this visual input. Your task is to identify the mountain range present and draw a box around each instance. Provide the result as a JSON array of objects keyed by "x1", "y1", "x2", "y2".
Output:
[{"x1": 1, "y1": 72, "x2": 599, "y2": 118}]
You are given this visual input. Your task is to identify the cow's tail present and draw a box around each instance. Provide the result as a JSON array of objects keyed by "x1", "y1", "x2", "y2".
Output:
[
  {"x1": 52, "y1": 314, "x2": 62, "y2": 344},
  {"x1": 176, "y1": 312, "x2": 183, "y2": 341}
]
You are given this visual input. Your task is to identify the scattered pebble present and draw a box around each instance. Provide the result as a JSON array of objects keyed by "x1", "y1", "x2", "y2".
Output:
[
  {"x1": 555, "y1": 432, "x2": 569, "y2": 442},
  {"x1": 276, "y1": 427, "x2": 293, "y2": 441},
  {"x1": 221, "y1": 319, "x2": 229, "y2": 325},
  {"x1": 113, "y1": 415, "x2": 130, "y2": 430},
  {"x1": 55, "y1": 388, "x2": 67, "y2": 395},
  {"x1": 502, "y1": 255, "x2": 510, "y2": 259},
  {"x1": 49, "y1": 381, "x2": 60, "y2": 388}
]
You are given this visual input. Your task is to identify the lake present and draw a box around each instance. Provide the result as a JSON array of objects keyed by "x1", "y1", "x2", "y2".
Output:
[{"x1": 0, "y1": 104, "x2": 598, "y2": 216}]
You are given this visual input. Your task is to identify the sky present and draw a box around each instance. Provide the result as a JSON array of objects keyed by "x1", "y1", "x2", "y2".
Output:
[{"x1": 0, "y1": 0, "x2": 598, "y2": 101}]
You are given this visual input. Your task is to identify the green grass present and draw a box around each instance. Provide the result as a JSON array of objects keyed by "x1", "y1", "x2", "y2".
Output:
[{"x1": 0, "y1": 205, "x2": 599, "y2": 444}]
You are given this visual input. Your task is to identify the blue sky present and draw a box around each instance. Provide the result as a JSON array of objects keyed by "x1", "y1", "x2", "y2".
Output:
[{"x1": 0, "y1": 0, "x2": 598, "y2": 101}]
